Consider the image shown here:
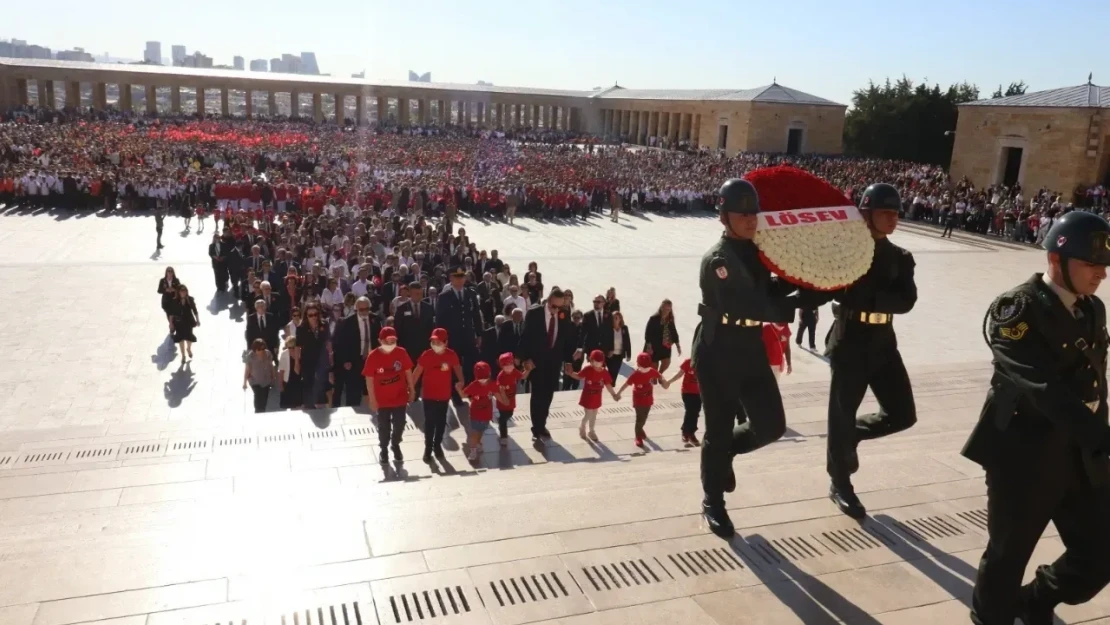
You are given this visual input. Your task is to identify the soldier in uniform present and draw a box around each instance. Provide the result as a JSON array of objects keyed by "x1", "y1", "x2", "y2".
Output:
[
  {"x1": 963, "y1": 211, "x2": 1110, "y2": 625},
  {"x1": 800, "y1": 183, "x2": 918, "y2": 519},
  {"x1": 693, "y1": 178, "x2": 796, "y2": 538}
]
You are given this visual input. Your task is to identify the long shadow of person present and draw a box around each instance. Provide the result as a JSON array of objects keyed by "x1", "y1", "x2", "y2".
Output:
[
  {"x1": 151, "y1": 335, "x2": 178, "y2": 371},
  {"x1": 163, "y1": 361, "x2": 197, "y2": 408},
  {"x1": 207, "y1": 291, "x2": 232, "y2": 315}
]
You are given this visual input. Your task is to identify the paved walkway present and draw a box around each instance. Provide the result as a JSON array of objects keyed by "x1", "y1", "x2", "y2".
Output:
[{"x1": 0, "y1": 207, "x2": 1091, "y2": 625}]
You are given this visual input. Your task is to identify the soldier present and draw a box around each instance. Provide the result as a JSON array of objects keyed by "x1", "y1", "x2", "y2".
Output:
[
  {"x1": 154, "y1": 207, "x2": 165, "y2": 249},
  {"x1": 693, "y1": 178, "x2": 796, "y2": 538},
  {"x1": 802, "y1": 183, "x2": 918, "y2": 519},
  {"x1": 963, "y1": 211, "x2": 1110, "y2": 625}
]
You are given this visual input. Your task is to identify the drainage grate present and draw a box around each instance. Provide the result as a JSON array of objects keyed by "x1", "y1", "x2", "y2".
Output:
[
  {"x1": 16, "y1": 450, "x2": 69, "y2": 467},
  {"x1": 580, "y1": 557, "x2": 670, "y2": 591},
  {"x1": 387, "y1": 586, "x2": 472, "y2": 623},
  {"x1": 889, "y1": 515, "x2": 967, "y2": 543},
  {"x1": 746, "y1": 535, "x2": 827, "y2": 565},
  {"x1": 277, "y1": 600, "x2": 364, "y2": 625},
  {"x1": 817, "y1": 525, "x2": 895, "y2": 554},
  {"x1": 956, "y1": 508, "x2": 988, "y2": 532},
  {"x1": 486, "y1": 571, "x2": 570, "y2": 607},
  {"x1": 167, "y1": 438, "x2": 210, "y2": 455},
  {"x1": 260, "y1": 432, "x2": 298, "y2": 444},
  {"x1": 603, "y1": 406, "x2": 635, "y2": 415},
  {"x1": 0, "y1": 453, "x2": 14, "y2": 468},
  {"x1": 344, "y1": 425, "x2": 377, "y2": 440},
  {"x1": 665, "y1": 548, "x2": 744, "y2": 577},
  {"x1": 217, "y1": 436, "x2": 256, "y2": 450},
  {"x1": 67, "y1": 444, "x2": 120, "y2": 464},
  {"x1": 305, "y1": 429, "x2": 340, "y2": 440},
  {"x1": 119, "y1": 441, "x2": 165, "y2": 459}
]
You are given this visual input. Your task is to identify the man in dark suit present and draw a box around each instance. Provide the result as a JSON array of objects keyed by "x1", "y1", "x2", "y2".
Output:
[
  {"x1": 436, "y1": 267, "x2": 483, "y2": 397},
  {"x1": 246, "y1": 299, "x2": 279, "y2": 359},
  {"x1": 332, "y1": 296, "x2": 381, "y2": 407},
  {"x1": 394, "y1": 282, "x2": 435, "y2": 361},
  {"x1": 580, "y1": 294, "x2": 610, "y2": 353},
  {"x1": 500, "y1": 308, "x2": 525, "y2": 362},
  {"x1": 517, "y1": 287, "x2": 576, "y2": 442},
  {"x1": 476, "y1": 272, "x2": 502, "y2": 328}
]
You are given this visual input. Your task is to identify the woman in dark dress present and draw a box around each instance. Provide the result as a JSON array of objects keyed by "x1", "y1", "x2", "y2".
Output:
[
  {"x1": 296, "y1": 301, "x2": 331, "y2": 409},
  {"x1": 602, "y1": 311, "x2": 633, "y2": 384},
  {"x1": 644, "y1": 298, "x2": 681, "y2": 375},
  {"x1": 169, "y1": 284, "x2": 200, "y2": 364},
  {"x1": 605, "y1": 287, "x2": 621, "y2": 314},
  {"x1": 157, "y1": 267, "x2": 181, "y2": 332}
]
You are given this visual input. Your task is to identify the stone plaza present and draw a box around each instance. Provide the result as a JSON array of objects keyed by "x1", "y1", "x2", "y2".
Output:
[{"x1": 0, "y1": 207, "x2": 1103, "y2": 625}]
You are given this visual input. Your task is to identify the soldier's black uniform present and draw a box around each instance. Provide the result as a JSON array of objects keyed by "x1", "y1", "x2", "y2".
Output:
[
  {"x1": 154, "y1": 209, "x2": 165, "y2": 249},
  {"x1": 803, "y1": 183, "x2": 918, "y2": 518},
  {"x1": 694, "y1": 178, "x2": 795, "y2": 538},
  {"x1": 964, "y1": 211, "x2": 1110, "y2": 625}
]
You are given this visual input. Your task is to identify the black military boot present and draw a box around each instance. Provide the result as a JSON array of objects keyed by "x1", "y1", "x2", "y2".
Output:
[
  {"x1": 702, "y1": 497, "x2": 735, "y2": 538},
  {"x1": 1018, "y1": 581, "x2": 1055, "y2": 625},
  {"x1": 724, "y1": 466, "x2": 736, "y2": 493},
  {"x1": 423, "y1": 446, "x2": 433, "y2": 463},
  {"x1": 829, "y1": 479, "x2": 866, "y2": 519},
  {"x1": 379, "y1": 448, "x2": 389, "y2": 464},
  {"x1": 391, "y1": 444, "x2": 403, "y2": 462}
]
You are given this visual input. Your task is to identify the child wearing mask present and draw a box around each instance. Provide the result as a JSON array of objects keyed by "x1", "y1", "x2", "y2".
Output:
[
  {"x1": 496, "y1": 352, "x2": 530, "y2": 446},
  {"x1": 413, "y1": 328, "x2": 465, "y2": 462},
  {"x1": 463, "y1": 362, "x2": 508, "y2": 462},
  {"x1": 615, "y1": 352, "x2": 669, "y2": 447},
  {"x1": 566, "y1": 349, "x2": 618, "y2": 441}
]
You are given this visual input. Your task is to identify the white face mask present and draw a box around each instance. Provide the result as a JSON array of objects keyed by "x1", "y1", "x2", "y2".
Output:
[
  {"x1": 478, "y1": 378, "x2": 489, "y2": 384},
  {"x1": 379, "y1": 342, "x2": 396, "y2": 353},
  {"x1": 501, "y1": 365, "x2": 514, "y2": 374},
  {"x1": 591, "y1": 362, "x2": 604, "y2": 370},
  {"x1": 637, "y1": 366, "x2": 650, "y2": 374},
  {"x1": 431, "y1": 344, "x2": 446, "y2": 355}
]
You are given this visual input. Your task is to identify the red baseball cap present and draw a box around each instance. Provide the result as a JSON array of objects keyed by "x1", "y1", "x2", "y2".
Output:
[
  {"x1": 474, "y1": 362, "x2": 491, "y2": 379},
  {"x1": 589, "y1": 349, "x2": 605, "y2": 362},
  {"x1": 430, "y1": 328, "x2": 448, "y2": 343},
  {"x1": 379, "y1": 327, "x2": 397, "y2": 342},
  {"x1": 636, "y1": 352, "x2": 652, "y2": 368},
  {"x1": 498, "y1": 352, "x2": 514, "y2": 367}
]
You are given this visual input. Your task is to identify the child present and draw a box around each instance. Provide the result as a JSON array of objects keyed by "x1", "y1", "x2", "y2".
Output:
[
  {"x1": 195, "y1": 205, "x2": 205, "y2": 233},
  {"x1": 667, "y1": 358, "x2": 702, "y2": 446},
  {"x1": 616, "y1": 352, "x2": 669, "y2": 447},
  {"x1": 413, "y1": 328, "x2": 464, "y2": 462},
  {"x1": 496, "y1": 352, "x2": 530, "y2": 446},
  {"x1": 566, "y1": 349, "x2": 618, "y2": 441},
  {"x1": 762, "y1": 322, "x2": 792, "y2": 380},
  {"x1": 463, "y1": 362, "x2": 507, "y2": 462}
]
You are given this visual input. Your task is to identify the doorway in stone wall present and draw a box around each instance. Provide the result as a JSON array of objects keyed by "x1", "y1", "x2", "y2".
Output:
[
  {"x1": 717, "y1": 125, "x2": 728, "y2": 150},
  {"x1": 787, "y1": 128, "x2": 804, "y2": 155},
  {"x1": 1001, "y1": 147, "x2": 1024, "y2": 187}
]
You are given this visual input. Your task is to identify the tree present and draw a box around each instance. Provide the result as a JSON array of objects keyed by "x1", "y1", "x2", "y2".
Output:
[
  {"x1": 843, "y1": 76, "x2": 979, "y2": 166},
  {"x1": 991, "y1": 81, "x2": 1029, "y2": 99}
]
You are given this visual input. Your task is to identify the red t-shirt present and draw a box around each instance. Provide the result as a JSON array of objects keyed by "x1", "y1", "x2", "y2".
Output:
[
  {"x1": 496, "y1": 369, "x2": 522, "y2": 411},
  {"x1": 679, "y1": 359, "x2": 700, "y2": 395},
  {"x1": 417, "y1": 348, "x2": 460, "y2": 401},
  {"x1": 463, "y1": 379, "x2": 498, "y2": 421},
  {"x1": 578, "y1": 366, "x2": 613, "y2": 409},
  {"x1": 361, "y1": 347, "x2": 413, "y2": 408},
  {"x1": 762, "y1": 324, "x2": 788, "y2": 368},
  {"x1": 627, "y1": 368, "x2": 661, "y2": 407}
]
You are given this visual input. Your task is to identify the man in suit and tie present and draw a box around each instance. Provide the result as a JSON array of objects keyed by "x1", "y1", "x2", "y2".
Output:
[
  {"x1": 500, "y1": 308, "x2": 525, "y2": 362},
  {"x1": 332, "y1": 296, "x2": 381, "y2": 407},
  {"x1": 395, "y1": 282, "x2": 435, "y2": 364},
  {"x1": 581, "y1": 294, "x2": 610, "y2": 354},
  {"x1": 517, "y1": 287, "x2": 576, "y2": 443},
  {"x1": 246, "y1": 299, "x2": 280, "y2": 360},
  {"x1": 248, "y1": 245, "x2": 266, "y2": 275},
  {"x1": 436, "y1": 266, "x2": 483, "y2": 403}
]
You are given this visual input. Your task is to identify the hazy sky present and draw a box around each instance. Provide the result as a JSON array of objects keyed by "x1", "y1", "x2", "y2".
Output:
[{"x1": 5, "y1": 0, "x2": 1107, "y2": 105}]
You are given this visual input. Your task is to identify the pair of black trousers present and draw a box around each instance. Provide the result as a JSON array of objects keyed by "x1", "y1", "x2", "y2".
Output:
[
  {"x1": 423, "y1": 399, "x2": 448, "y2": 450},
  {"x1": 529, "y1": 364, "x2": 559, "y2": 437},
  {"x1": 606, "y1": 355, "x2": 624, "y2": 385},
  {"x1": 376, "y1": 407, "x2": 406, "y2": 450},
  {"x1": 681, "y1": 393, "x2": 702, "y2": 435},
  {"x1": 250, "y1": 384, "x2": 270, "y2": 412},
  {"x1": 332, "y1": 365, "x2": 363, "y2": 407}
]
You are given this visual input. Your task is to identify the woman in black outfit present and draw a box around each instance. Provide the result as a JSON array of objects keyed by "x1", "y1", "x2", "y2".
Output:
[
  {"x1": 158, "y1": 267, "x2": 181, "y2": 333},
  {"x1": 169, "y1": 284, "x2": 199, "y2": 364},
  {"x1": 296, "y1": 301, "x2": 331, "y2": 409},
  {"x1": 604, "y1": 287, "x2": 621, "y2": 314},
  {"x1": 562, "y1": 310, "x2": 585, "y2": 390},
  {"x1": 644, "y1": 298, "x2": 681, "y2": 375},
  {"x1": 602, "y1": 311, "x2": 632, "y2": 384}
]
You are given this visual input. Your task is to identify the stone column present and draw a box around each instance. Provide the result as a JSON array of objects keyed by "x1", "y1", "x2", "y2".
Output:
[
  {"x1": 640, "y1": 111, "x2": 650, "y2": 144},
  {"x1": 145, "y1": 85, "x2": 157, "y2": 114},
  {"x1": 693, "y1": 114, "x2": 702, "y2": 146},
  {"x1": 92, "y1": 83, "x2": 108, "y2": 110},
  {"x1": 268, "y1": 91, "x2": 277, "y2": 116},
  {"x1": 680, "y1": 113, "x2": 691, "y2": 141},
  {"x1": 629, "y1": 111, "x2": 640, "y2": 143},
  {"x1": 398, "y1": 97, "x2": 408, "y2": 124},
  {"x1": 376, "y1": 96, "x2": 387, "y2": 122},
  {"x1": 244, "y1": 90, "x2": 253, "y2": 119},
  {"x1": 477, "y1": 102, "x2": 486, "y2": 126},
  {"x1": 119, "y1": 84, "x2": 132, "y2": 112},
  {"x1": 290, "y1": 90, "x2": 301, "y2": 117},
  {"x1": 221, "y1": 88, "x2": 231, "y2": 117},
  {"x1": 497, "y1": 103, "x2": 505, "y2": 127},
  {"x1": 65, "y1": 81, "x2": 80, "y2": 109},
  {"x1": 571, "y1": 107, "x2": 581, "y2": 132},
  {"x1": 529, "y1": 105, "x2": 538, "y2": 127},
  {"x1": 618, "y1": 110, "x2": 627, "y2": 136},
  {"x1": 648, "y1": 112, "x2": 659, "y2": 143},
  {"x1": 669, "y1": 112, "x2": 681, "y2": 142},
  {"x1": 15, "y1": 79, "x2": 28, "y2": 106},
  {"x1": 355, "y1": 95, "x2": 365, "y2": 125},
  {"x1": 170, "y1": 85, "x2": 181, "y2": 113},
  {"x1": 36, "y1": 80, "x2": 51, "y2": 108},
  {"x1": 438, "y1": 100, "x2": 447, "y2": 125},
  {"x1": 310, "y1": 93, "x2": 322, "y2": 122},
  {"x1": 334, "y1": 93, "x2": 344, "y2": 123},
  {"x1": 196, "y1": 88, "x2": 206, "y2": 115},
  {"x1": 418, "y1": 99, "x2": 427, "y2": 125}
]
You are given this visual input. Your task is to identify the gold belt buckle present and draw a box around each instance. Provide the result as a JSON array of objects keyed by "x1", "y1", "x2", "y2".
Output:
[
  {"x1": 739, "y1": 319, "x2": 761, "y2": 327},
  {"x1": 858, "y1": 312, "x2": 890, "y2": 324}
]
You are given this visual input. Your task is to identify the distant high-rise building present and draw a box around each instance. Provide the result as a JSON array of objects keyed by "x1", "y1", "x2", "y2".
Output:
[
  {"x1": 281, "y1": 54, "x2": 302, "y2": 74},
  {"x1": 408, "y1": 71, "x2": 431, "y2": 82},
  {"x1": 250, "y1": 59, "x2": 268, "y2": 71},
  {"x1": 269, "y1": 58, "x2": 283, "y2": 72},
  {"x1": 171, "y1": 45, "x2": 186, "y2": 66},
  {"x1": 351, "y1": 70, "x2": 365, "y2": 79},
  {"x1": 144, "y1": 41, "x2": 161, "y2": 64},
  {"x1": 476, "y1": 80, "x2": 492, "y2": 86},
  {"x1": 0, "y1": 39, "x2": 52, "y2": 59},
  {"x1": 181, "y1": 52, "x2": 212, "y2": 68},
  {"x1": 233, "y1": 56, "x2": 244, "y2": 70},
  {"x1": 56, "y1": 47, "x2": 94, "y2": 62},
  {"x1": 300, "y1": 52, "x2": 319, "y2": 75}
]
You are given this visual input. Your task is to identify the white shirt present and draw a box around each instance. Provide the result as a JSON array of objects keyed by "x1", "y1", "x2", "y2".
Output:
[
  {"x1": 321, "y1": 288, "x2": 344, "y2": 308},
  {"x1": 351, "y1": 279, "x2": 370, "y2": 297},
  {"x1": 504, "y1": 294, "x2": 527, "y2": 312},
  {"x1": 612, "y1": 327, "x2": 623, "y2": 355},
  {"x1": 1043, "y1": 274, "x2": 1078, "y2": 314}
]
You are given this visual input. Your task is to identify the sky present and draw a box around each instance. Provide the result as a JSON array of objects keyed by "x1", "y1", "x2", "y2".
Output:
[{"x1": 5, "y1": 0, "x2": 1108, "y2": 106}]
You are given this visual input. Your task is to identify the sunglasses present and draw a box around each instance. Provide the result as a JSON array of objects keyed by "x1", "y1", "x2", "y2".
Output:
[{"x1": 306, "y1": 313, "x2": 319, "y2": 318}]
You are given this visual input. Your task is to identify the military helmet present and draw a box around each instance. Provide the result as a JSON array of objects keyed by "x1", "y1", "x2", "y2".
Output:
[
  {"x1": 859, "y1": 183, "x2": 901, "y2": 211},
  {"x1": 717, "y1": 179, "x2": 759, "y2": 215},
  {"x1": 1044, "y1": 210, "x2": 1110, "y2": 266}
]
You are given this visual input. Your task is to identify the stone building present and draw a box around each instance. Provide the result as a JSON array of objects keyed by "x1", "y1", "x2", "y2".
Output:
[
  {"x1": 951, "y1": 82, "x2": 1109, "y2": 195},
  {"x1": 0, "y1": 58, "x2": 846, "y2": 156}
]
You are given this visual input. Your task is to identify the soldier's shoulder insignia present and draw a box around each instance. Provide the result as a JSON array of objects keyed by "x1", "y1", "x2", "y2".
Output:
[
  {"x1": 715, "y1": 267, "x2": 728, "y2": 280},
  {"x1": 999, "y1": 322, "x2": 1029, "y2": 341},
  {"x1": 990, "y1": 291, "x2": 1031, "y2": 325}
]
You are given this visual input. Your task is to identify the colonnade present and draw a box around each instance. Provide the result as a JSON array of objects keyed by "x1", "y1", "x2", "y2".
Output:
[
  {"x1": 597, "y1": 108, "x2": 701, "y2": 146},
  {"x1": 1, "y1": 77, "x2": 582, "y2": 130}
]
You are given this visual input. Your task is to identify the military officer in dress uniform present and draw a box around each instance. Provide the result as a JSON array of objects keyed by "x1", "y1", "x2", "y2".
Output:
[
  {"x1": 801, "y1": 183, "x2": 918, "y2": 519},
  {"x1": 694, "y1": 178, "x2": 796, "y2": 538},
  {"x1": 964, "y1": 211, "x2": 1110, "y2": 625}
]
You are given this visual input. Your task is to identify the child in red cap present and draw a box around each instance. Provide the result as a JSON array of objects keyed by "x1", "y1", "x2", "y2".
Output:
[
  {"x1": 463, "y1": 361, "x2": 508, "y2": 462},
  {"x1": 616, "y1": 352, "x2": 670, "y2": 447},
  {"x1": 565, "y1": 349, "x2": 618, "y2": 441},
  {"x1": 361, "y1": 326, "x2": 415, "y2": 464},
  {"x1": 667, "y1": 358, "x2": 702, "y2": 446},
  {"x1": 413, "y1": 327, "x2": 464, "y2": 462},
  {"x1": 496, "y1": 352, "x2": 530, "y2": 446}
]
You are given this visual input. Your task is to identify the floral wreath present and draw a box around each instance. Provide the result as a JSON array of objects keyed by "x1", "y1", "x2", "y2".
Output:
[{"x1": 744, "y1": 166, "x2": 874, "y2": 291}]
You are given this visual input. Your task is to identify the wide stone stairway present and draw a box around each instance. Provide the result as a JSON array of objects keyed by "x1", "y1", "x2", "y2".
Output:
[{"x1": 0, "y1": 361, "x2": 1105, "y2": 625}]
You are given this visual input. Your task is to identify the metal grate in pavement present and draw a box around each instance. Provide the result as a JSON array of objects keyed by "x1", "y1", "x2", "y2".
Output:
[
  {"x1": 579, "y1": 556, "x2": 670, "y2": 591},
  {"x1": 166, "y1": 437, "x2": 211, "y2": 456},
  {"x1": 216, "y1": 436, "x2": 257, "y2": 451},
  {"x1": 258, "y1": 432, "x2": 300, "y2": 449},
  {"x1": 745, "y1": 535, "x2": 828, "y2": 565},
  {"x1": 119, "y1": 441, "x2": 165, "y2": 459},
  {"x1": 888, "y1": 515, "x2": 967, "y2": 543},
  {"x1": 664, "y1": 547, "x2": 745, "y2": 577},
  {"x1": 16, "y1": 449, "x2": 69, "y2": 468},
  {"x1": 955, "y1": 508, "x2": 988, "y2": 532},
  {"x1": 815, "y1": 524, "x2": 896, "y2": 554},
  {"x1": 371, "y1": 569, "x2": 489, "y2": 625},
  {"x1": 0, "y1": 453, "x2": 15, "y2": 469},
  {"x1": 468, "y1": 555, "x2": 593, "y2": 622},
  {"x1": 386, "y1": 586, "x2": 472, "y2": 623},
  {"x1": 304, "y1": 429, "x2": 341, "y2": 440},
  {"x1": 67, "y1": 444, "x2": 120, "y2": 464},
  {"x1": 344, "y1": 425, "x2": 376, "y2": 440},
  {"x1": 275, "y1": 600, "x2": 365, "y2": 624}
]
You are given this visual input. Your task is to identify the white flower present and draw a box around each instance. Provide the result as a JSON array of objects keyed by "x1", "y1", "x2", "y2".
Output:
[{"x1": 754, "y1": 218, "x2": 874, "y2": 290}]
